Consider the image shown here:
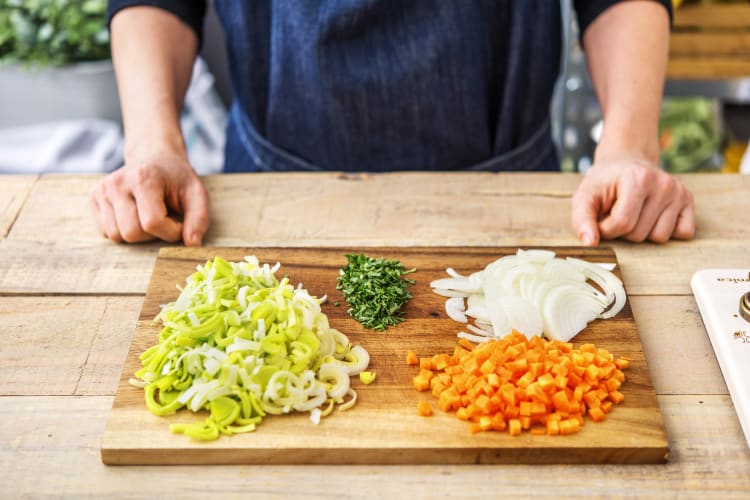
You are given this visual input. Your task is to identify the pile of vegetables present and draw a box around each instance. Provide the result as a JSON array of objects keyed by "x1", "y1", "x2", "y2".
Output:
[
  {"x1": 337, "y1": 253, "x2": 415, "y2": 330},
  {"x1": 659, "y1": 98, "x2": 721, "y2": 173},
  {"x1": 431, "y1": 249, "x2": 626, "y2": 343},
  {"x1": 132, "y1": 256, "x2": 370, "y2": 441},
  {"x1": 409, "y1": 332, "x2": 629, "y2": 435}
]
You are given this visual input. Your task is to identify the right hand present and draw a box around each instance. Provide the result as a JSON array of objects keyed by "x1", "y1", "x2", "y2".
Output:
[{"x1": 89, "y1": 148, "x2": 209, "y2": 246}]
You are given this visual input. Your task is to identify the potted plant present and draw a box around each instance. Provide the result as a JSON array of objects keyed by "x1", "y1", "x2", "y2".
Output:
[{"x1": 0, "y1": 0, "x2": 120, "y2": 128}]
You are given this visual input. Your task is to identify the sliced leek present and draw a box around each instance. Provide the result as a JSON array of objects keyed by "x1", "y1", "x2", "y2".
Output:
[{"x1": 133, "y1": 256, "x2": 370, "y2": 440}]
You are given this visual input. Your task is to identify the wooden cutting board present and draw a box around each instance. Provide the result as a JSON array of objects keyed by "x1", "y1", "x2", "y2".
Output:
[{"x1": 101, "y1": 246, "x2": 668, "y2": 465}]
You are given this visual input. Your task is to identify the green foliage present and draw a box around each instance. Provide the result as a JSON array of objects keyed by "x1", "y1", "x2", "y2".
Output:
[{"x1": 0, "y1": 0, "x2": 110, "y2": 67}]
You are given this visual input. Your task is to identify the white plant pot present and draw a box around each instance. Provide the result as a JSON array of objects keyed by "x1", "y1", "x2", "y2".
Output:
[{"x1": 0, "y1": 59, "x2": 121, "y2": 128}]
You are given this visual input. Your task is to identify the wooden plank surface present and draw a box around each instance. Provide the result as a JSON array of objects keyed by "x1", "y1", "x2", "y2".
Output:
[
  {"x1": 9, "y1": 174, "x2": 748, "y2": 246},
  {"x1": 0, "y1": 296, "x2": 142, "y2": 396},
  {"x1": 2, "y1": 172, "x2": 749, "y2": 496},
  {"x1": 2, "y1": 172, "x2": 748, "y2": 296},
  {"x1": 102, "y1": 246, "x2": 668, "y2": 465},
  {"x1": 0, "y1": 175, "x2": 36, "y2": 238},
  {"x1": 0, "y1": 295, "x2": 727, "y2": 398},
  {"x1": 4, "y1": 395, "x2": 748, "y2": 498},
  {"x1": 2, "y1": 237, "x2": 747, "y2": 296}
]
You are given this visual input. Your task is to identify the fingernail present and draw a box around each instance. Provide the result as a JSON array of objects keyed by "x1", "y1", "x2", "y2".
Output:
[{"x1": 581, "y1": 231, "x2": 594, "y2": 246}]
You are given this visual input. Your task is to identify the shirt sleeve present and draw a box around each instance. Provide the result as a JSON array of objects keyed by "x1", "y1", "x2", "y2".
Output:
[
  {"x1": 107, "y1": 0, "x2": 207, "y2": 45},
  {"x1": 573, "y1": 0, "x2": 673, "y2": 38}
]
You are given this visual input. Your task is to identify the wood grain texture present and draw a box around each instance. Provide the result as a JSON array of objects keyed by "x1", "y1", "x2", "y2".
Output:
[
  {"x1": 2, "y1": 237, "x2": 746, "y2": 296},
  {"x1": 0, "y1": 295, "x2": 723, "y2": 398},
  {"x1": 0, "y1": 175, "x2": 36, "y2": 238},
  {"x1": 10, "y1": 173, "x2": 748, "y2": 247},
  {"x1": 667, "y1": 59, "x2": 750, "y2": 79},
  {"x1": 673, "y1": 4, "x2": 750, "y2": 29},
  {"x1": 631, "y1": 296, "x2": 727, "y2": 396},
  {"x1": 2, "y1": 172, "x2": 748, "y2": 295},
  {"x1": 0, "y1": 238, "x2": 159, "y2": 294},
  {"x1": 0, "y1": 296, "x2": 142, "y2": 396},
  {"x1": 4, "y1": 395, "x2": 748, "y2": 498},
  {"x1": 102, "y1": 246, "x2": 668, "y2": 465},
  {"x1": 669, "y1": 4, "x2": 750, "y2": 79}
]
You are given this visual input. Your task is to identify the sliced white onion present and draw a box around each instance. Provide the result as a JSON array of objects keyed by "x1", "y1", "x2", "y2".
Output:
[
  {"x1": 431, "y1": 249, "x2": 627, "y2": 342},
  {"x1": 445, "y1": 297, "x2": 468, "y2": 323},
  {"x1": 466, "y1": 323, "x2": 492, "y2": 336},
  {"x1": 309, "y1": 407, "x2": 322, "y2": 425},
  {"x1": 429, "y1": 277, "x2": 481, "y2": 294},
  {"x1": 432, "y1": 288, "x2": 470, "y2": 298},
  {"x1": 498, "y1": 295, "x2": 543, "y2": 340}
]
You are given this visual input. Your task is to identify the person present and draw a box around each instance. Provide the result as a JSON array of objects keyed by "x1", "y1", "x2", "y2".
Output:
[{"x1": 90, "y1": 0, "x2": 695, "y2": 247}]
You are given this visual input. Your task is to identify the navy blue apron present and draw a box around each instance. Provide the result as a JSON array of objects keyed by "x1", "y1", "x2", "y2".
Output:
[{"x1": 215, "y1": 1, "x2": 562, "y2": 173}]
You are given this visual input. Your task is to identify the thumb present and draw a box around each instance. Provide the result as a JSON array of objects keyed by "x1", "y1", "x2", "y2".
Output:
[
  {"x1": 180, "y1": 179, "x2": 210, "y2": 247},
  {"x1": 571, "y1": 188, "x2": 601, "y2": 247}
]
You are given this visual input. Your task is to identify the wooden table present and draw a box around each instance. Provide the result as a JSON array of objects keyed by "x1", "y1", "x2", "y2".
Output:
[{"x1": 1, "y1": 172, "x2": 748, "y2": 497}]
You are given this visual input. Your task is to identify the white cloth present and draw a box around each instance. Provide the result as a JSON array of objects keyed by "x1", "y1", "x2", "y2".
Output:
[
  {"x1": 0, "y1": 57, "x2": 226, "y2": 175},
  {"x1": 0, "y1": 119, "x2": 123, "y2": 173}
]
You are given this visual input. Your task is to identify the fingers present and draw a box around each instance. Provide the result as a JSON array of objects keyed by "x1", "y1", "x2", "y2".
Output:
[
  {"x1": 671, "y1": 193, "x2": 696, "y2": 240},
  {"x1": 133, "y1": 184, "x2": 183, "y2": 242},
  {"x1": 110, "y1": 190, "x2": 155, "y2": 243},
  {"x1": 90, "y1": 188, "x2": 123, "y2": 242},
  {"x1": 593, "y1": 171, "x2": 695, "y2": 244},
  {"x1": 572, "y1": 158, "x2": 696, "y2": 245},
  {"x1": 180, "y1": 179, "x2": 210, "y2": 246},
  {"x1": 570, "y1": 176, "x2": 610, "y2": 246},
  {"x1": 90, "y1": 165, "x2": 182, "y2": 244}
]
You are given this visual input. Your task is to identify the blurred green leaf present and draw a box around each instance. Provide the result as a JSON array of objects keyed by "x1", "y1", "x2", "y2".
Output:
[{"x1": 0, "y1": 0, "x2": 110, "y2": 67}]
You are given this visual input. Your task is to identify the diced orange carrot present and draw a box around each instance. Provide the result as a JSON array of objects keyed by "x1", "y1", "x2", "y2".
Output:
[
  {"x1": 419, "y1": 357, "x2": 433, "y2": 370},
  {"x1": 580, "y1": 343, "x2": 596, "y2": 353},
  {"x1": 508, "y1": 418, "x2": 522, "y2": 436},
  {"x1": 479, "y1": 416, "x2": 493, "y2": 431},
  {"x1": 584, "y1": 364, "x2": 599, "y2": 382},
  {"x1": 417, "y1": 400, "x2": 432, "y2": 417},
  {"x1": 458, "y1": 338, "x2": 476, "y2": 352},
  {"x1": 409, "y1": 332, "x2": 628, "y2": 436},
  {"x1": 530, "y1": 401, "x2": 547, "y2": 416},
  {"x1": 490, "y1": 413, "x2": 507, "y2": 431},
  {"x1": 453, "y1": 345, "x2": 468, "y2": 359},
  {"x1": 589, "y1": 407, "x2": 606, "y2": 422},
  {"x1": 406, "y1": 350, "x2": 419, "y2": 366},
  {"x1": 609, "y1": 390, "x2": 625, "y2": 404},
  {"x1": 413, "y1": 375, "x2": 430, "y2": 392},
  {"x1": 559, "y1": 418, "x2": 581, "y2": 435},
  {"x1": 432, "y1": 353, "x2": 451, "y2": 371},
  {"x1": 519, "y1": 401, "x2": 532, "y2": 417},
  {"x1": 552, "y1": 390, "x2": 571, "y2": 413},
  {"x1": 547, "y1": 419, "x2": 560, "y2": 436},
  {"x1": 531, "y1": 426, "x2": 547, "y2": 436}
]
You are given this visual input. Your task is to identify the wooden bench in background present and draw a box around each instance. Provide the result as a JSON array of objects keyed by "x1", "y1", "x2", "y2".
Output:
[{"x1": 669, "y1": 3, "x2": 750, "y2": 79}]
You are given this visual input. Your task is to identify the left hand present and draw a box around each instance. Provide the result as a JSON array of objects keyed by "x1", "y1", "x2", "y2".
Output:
[{"x1": 570, "y1": 154, "x2": 695, "y2": 246}]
